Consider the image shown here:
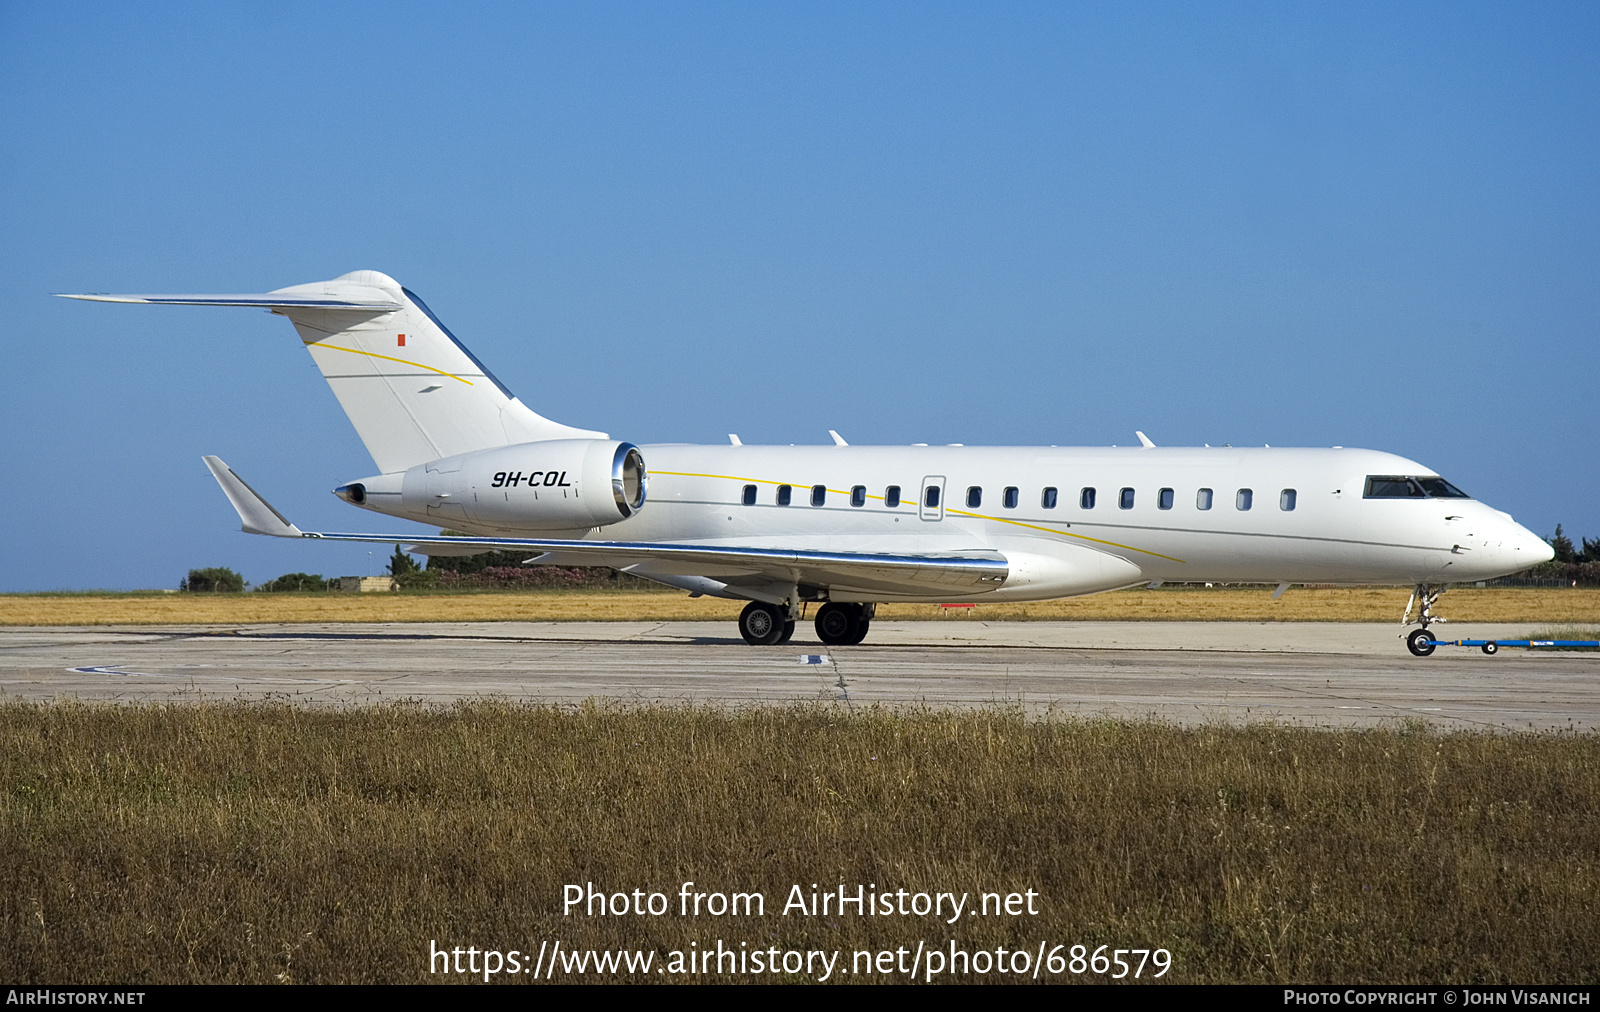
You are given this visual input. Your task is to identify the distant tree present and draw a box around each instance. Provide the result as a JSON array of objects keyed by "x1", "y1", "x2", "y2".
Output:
[
  {"x1": 1582, "y1": 537, "x2": 1600, "y2": 566},
  {"x1": 423, "y1": 530, "x2": 628, "y2": 585},
  {"x1": 423, "y1": 531, "x2": 514, "y2": 574},
  {"x1": 387, "y1": 546, "x2": 436, "y2": 589},
  {"x1": 427, "y1": 548, "x2": 532, "y2": 574},
  {"x1": 257, "y1": 572, "x2": 327, "y2": 592},
  {"x1": 1549, "y1": 525, "x2": 1576, "y2": 564},
  {"x1": 181, "y1": 567, "x2": 245, "y2": 593},
  {"x1": 388, "y1": 546, "x2": 420, "y2": 577}
]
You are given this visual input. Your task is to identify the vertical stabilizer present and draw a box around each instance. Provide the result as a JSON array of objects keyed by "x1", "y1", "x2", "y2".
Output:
[
  {"x1": 272, "y1": 271, "x2": 605, "y2": 472},
  {"x1": 62, "y1": 271, "x2": 606, "y2": 473}
]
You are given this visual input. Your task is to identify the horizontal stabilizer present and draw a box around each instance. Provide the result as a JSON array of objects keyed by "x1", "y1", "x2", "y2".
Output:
[
  {"x1": 57, "y1": 293, "x2": 403, "y2": 311},
  {"x1": 202, "y1": 456, "x2": 303, "y2": 537}
]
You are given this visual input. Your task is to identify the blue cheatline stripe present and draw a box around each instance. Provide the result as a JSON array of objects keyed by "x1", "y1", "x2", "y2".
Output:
[{"x1": 402, "y1": 286, "x2": 517, "y2": 401}]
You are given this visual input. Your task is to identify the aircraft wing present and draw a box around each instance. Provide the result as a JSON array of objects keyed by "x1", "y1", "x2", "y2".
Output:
[
  {"x1": 202, "y1": 457, "x2": 1008, "y2": 599},
  {"x1": 394, "y1": 538, "x2": 1004, "y2": 598}
]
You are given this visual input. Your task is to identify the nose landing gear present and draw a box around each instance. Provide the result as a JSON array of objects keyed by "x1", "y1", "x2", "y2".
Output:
[{"x1": 1401, "y1": 583, "x2": 1448, "y2": 657}]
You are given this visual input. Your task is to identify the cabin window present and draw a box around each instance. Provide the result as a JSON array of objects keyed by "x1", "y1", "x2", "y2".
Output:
[
  {"x1": 1236, "y1": 488, "x2": 1253, "y2": 511},
  {"x1": 924, "y1": 486, "x2": 940, "y2": 508},
  {"x1": 1280, "y1": 488, "x2": 1297, "y2": 511},
  {"x1": 886, "y1": 485, "x2": 901, "y2": 508},
  {"x1": 776, "y1": 484, "x2": 792, "y2": 506},
  {"x1": 850, "y1": 485, "x2": 866, "y2": 507},
  {"x1": 966, "y1": 486, "x2": 983, "y2": 509},
  {"x1": 1003, "y1": 486, "x2": 1019, "y2": 509},
  {"x1": 741, "y1": 484, "x2": 756, "y2": 506},
  {"x1": 1197, "y1": 488, "x2": 1213, "y2": 510},
  {"x1": 1080, "y1": 487, "x2": 1096, "y2": 509},
  {"x1": 1158, "y1": 487, "x2": 1174, "y2": 510},
  {"x1": 1119, "y1": 487, "x2": 1135, "y2": 510},
  {"x1": 811, "y1": 484, "x2": 827, "y2": 506},
  {"x1": 1042, "y1": 487, "x2": 1058, "y2": 509}
]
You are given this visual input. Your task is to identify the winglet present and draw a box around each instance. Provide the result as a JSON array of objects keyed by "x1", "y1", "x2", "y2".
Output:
[
  {"x1": 1135, "y1": 431, "x2": 1156, "y2": 448},
  {"x1": 829, "y1": 430, "x2": 848, "y2": 446},
  {"x1": 202, "y1": 456, "x2": 303, "y2": 537}
]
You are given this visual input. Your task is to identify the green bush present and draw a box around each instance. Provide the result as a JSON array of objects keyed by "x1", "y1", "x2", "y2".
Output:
[
  {"x1": 424, "y1": 531, "x2": 653, "y2": 589},
  {"x1": 180, "y1": 567, "x2": 244, "y2": 593},
  {"x1": 256, "y1": 573, "x2": 327, "y2": 593}
]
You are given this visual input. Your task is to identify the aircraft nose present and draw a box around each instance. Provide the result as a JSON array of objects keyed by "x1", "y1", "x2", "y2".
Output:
[
  {"x1": 1468, "y1": 512, "x2": 1554, "y2": 579},
  {"x1": 1502, "y1": 519, "x2": 1554, "y2": 566},
  {"x1": 1523, "y1": 527, "x2": 1556, "y2": 565}
]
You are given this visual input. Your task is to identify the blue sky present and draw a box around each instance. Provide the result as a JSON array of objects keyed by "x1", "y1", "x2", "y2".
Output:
[{"x1": 2, "y1": 2, "x2": 1596, "y2": 590}]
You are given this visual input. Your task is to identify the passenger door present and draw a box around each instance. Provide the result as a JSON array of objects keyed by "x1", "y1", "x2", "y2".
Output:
[{"x1": 919, "y1": 475, "x2": 945, "y2": 522}]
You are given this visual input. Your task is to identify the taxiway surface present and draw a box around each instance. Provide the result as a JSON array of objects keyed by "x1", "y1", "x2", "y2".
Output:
[{"x1": 1, "y1": 621, "x2": 1595, "y2": 730}]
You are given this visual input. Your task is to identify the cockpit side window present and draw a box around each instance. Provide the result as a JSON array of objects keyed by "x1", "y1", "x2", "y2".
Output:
[
  {"x1": 1365, "y1": 476, "x2": 1423, "y2": 498},
  {"x1": 1365, "y1": 475, "x2": 1472, "y2": 499},
  {"x1": 1415, "y1": 477, "x2": 1471, "y2": 499}
]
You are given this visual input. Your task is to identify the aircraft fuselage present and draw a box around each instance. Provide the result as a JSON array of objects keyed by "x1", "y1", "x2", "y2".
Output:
[{"x1": 345, "y1": 443, "x2": 1549, "y2": 602}]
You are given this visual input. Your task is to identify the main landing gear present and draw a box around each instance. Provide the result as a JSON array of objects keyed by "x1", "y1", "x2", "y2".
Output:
[
  {"x1": 1402, "y1": 583, "x2": 1448, "y2": 657},
  {"x1": 738, "y1": 600, "x2": 875, "y2": 646},
  {"x1": 738, "y1": 602, "x2": 796, "y2": 646},
  {"x1": 815, "y1": 602, "x2": 873, "y2": 646}
]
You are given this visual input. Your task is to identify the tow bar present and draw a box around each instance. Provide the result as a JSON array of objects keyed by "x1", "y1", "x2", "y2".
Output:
[{"x1": 1416, "y1": 635, "x2": 1600, "y2": 656}]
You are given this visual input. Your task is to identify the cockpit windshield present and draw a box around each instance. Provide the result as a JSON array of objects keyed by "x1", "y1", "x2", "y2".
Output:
[{"x1": 1364, "y1": 475, "x2": 1471, "y2": 500}]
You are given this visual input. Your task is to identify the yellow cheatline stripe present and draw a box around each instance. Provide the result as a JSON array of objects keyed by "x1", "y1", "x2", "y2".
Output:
[
  {"x1": 313, "y1": 343, "x2": 474, "y2": 385},
  {"x1": 651, "y1": 470, "x2": 1187, "y2": 564},
  {"x1": 944, "y1": 509, "x2": 1186, "y2": 563},
  {"x1": 657, "y1": 470, "x2": 805, "y2": 486}
]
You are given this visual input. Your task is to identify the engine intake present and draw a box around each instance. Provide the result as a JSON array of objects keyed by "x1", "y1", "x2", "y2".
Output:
[{"x1": 612, "y1": 443, "x2": 646, "y2": 517}]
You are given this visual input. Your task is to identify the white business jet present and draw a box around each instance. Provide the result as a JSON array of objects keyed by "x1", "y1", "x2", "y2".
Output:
[{"x1": 61, "y1": 271, "x2": 1553, "y2": 654}]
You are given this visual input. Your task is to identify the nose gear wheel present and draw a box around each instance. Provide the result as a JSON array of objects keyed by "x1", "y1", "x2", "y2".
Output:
[{"x1": 1406, "y1": 628, "x2": 1437, "y2": 657}]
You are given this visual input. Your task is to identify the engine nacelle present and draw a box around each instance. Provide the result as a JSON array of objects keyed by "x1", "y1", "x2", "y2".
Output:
[{"x1": 338, "y1": 440, "x2": 646, "y2": 531}]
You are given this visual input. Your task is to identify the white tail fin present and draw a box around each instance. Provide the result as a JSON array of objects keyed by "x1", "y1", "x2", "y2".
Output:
[{"x1": 61, "y1": 270, "x2": 605, "y2": 473}]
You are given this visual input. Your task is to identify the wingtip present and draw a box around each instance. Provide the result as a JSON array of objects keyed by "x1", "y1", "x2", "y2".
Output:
[{"x1": 202, "y1": 455, "x2": 302, "y2": 537}]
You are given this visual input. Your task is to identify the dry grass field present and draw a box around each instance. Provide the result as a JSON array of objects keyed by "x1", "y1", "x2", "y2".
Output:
[
  {"x1": 0, "y1": 702, "x2": 1594, "y2": 984},
  {"x1": 3, "y1": 585, "x2": 1598, "y2": 625}
]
